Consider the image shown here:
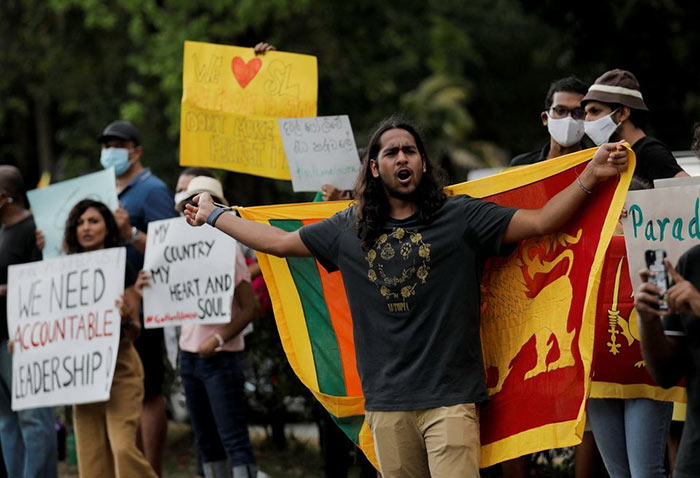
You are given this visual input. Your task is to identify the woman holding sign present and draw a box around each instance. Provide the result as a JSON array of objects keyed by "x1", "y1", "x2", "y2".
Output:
[{"x1": 63, "y1": 199, "x2": 157, "y2": 478}]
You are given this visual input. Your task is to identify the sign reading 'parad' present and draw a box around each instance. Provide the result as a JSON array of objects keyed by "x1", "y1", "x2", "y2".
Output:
[
  {"x1": 278, "y1": 115, "x2": 360, "y2": 192},
  {"x1": 27, "y1": 169, "x2": 119, "y2": 260},
  {"x1": 180, "y1": 41, "x2": 318, "y2": 180},
  {"x1": 622, "y1": 185, "x2": 700, "y2": 291},
  {"x1": 142, "y1": 217, "x2": 238, "y2": 328},
  {"x1": 7, "y1": 248, "x2": 126, "y2": 410}
]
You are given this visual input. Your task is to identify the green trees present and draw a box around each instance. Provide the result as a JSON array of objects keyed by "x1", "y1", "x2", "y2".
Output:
[{"x1": 2, "y1": 0, "x2": 699, "y2": 192}]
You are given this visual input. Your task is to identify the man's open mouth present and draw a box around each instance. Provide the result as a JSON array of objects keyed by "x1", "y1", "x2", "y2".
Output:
[{"x1": 397, "y1": 169, "x2": 412, "y2": 184}]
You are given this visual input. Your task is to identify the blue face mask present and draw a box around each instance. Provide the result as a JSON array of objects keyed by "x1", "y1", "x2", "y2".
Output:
[{"x1": 100, "y1": 147, "x2": 131, "y2": 176}]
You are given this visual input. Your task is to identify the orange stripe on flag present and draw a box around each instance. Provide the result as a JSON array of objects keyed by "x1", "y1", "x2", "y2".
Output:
[{"x1": 302, "y1": 218, "x2": 363, "y2": 396}]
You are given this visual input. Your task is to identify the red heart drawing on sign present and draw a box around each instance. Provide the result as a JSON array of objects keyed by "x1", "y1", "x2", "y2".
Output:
[{"x1": 231, "y1": 56, "x2": 262, "y2": 89}]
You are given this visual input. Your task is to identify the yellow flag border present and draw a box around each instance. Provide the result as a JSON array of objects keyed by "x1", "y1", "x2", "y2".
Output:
[{"x1": 591, "y1": 381, "x2": 687, "y2": 402}]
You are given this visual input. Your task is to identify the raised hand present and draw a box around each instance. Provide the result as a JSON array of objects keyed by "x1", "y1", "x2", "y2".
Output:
[
  {"x1": 588, "y1": 141, "x2": 628, "y2": 183},
  {"x1": 635, "y1": 268, "x2": 668, "y2": 321},
  {"x1": 254, "y1": 42, "x2": 276, "y2": 55},
  {"x1": 113, "y1": 205, "x2": 132, "y2": 240},
  {"x1": 35, "y1": 229, "x2": 45, "y2": 250},
  {"x1": 665, "y1": 258, "x2": 700, "y2": 316},
  {"x1": 184, "y1": 192, "x2": 214, "y2": 227},
  {"x1": 135, "y1": 270, "x2": 152, "y2": 298}
]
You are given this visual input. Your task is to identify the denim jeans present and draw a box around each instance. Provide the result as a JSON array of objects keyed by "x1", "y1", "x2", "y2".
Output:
[
  {"x1": 0, "y1": 339, "x2": 57, "y2": 478},
  {"x1": 588, "y1": 397, "x2": 672, "y2": 478},
  {"x1": 180, "y1": 351, "x2": 255, "y2": 467}
]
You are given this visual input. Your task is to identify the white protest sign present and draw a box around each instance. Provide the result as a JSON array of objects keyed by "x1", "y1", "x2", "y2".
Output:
[
  {"x1": 7, "y1": 247, "x2": 126, "y2": 410},
  {"x1": 622, "y1": 185, "x2": 700, "y2": 291},
  {"x1": 654, "y1": 176, "x2": 700, "y2": 189},
  {"x1": 277, "y1": 115, "x2": 360, "y2": 192},
  {"x1": 27, "y1": 169, "x2": 119, "y2": 259},
  {"x1": 142, "y1": 217, "x2": 238, "y2": 328}
]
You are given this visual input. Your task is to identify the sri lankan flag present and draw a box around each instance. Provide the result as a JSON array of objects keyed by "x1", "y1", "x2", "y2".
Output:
[
  {"x1": 590, "y1": 235, "x2": 685, "y2": 402},
  {"x1": 237, "y1": 146, "x2": 634, "y2": 468}
]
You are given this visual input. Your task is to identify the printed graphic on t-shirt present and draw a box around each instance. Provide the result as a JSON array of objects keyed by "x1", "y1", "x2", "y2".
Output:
[{"x1": 365, "y1": 227, "x2": 431, "y2": 313}]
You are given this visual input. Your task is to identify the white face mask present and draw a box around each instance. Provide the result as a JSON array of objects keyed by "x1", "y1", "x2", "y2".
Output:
[
  {"x1": 584, "y1": 109, "x2": 620, "y2": 146},
  {"x1": 547, "y1": 115, "x2": 585, "y2": 147}
]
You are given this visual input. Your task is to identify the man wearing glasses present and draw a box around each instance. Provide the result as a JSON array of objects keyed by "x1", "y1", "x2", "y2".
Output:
[
  {"x1": 507, "y1": 76, "x2": 604, "y2": 478},
  {"x1": 511, "y1": 76, "x2": 589, "y2": 166}
]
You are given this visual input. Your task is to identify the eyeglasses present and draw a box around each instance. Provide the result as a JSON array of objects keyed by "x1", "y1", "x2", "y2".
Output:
[{"x1": 548, "y1": 106, "x2": 585, "y2": 121}]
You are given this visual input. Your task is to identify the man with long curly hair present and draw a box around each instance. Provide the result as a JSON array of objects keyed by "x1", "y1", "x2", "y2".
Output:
[{"x1": 184, "y1": 116, "x2": 628, "y2": 478}]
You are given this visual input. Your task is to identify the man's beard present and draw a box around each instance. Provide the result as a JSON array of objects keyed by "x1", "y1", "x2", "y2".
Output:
[{"x1": 383, "y1": 179, "x2": 421, "y2": 202}]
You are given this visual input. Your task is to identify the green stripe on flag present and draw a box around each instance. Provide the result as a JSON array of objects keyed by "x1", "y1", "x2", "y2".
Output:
[
  {"x1": 331, "y1": 415, "x2": 365, "y2": 445},
  {"x1": 271, "y1": 219, "x2": 346, "y2": 396}
]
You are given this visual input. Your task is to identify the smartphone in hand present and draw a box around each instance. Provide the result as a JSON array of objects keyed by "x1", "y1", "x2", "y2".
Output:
[{"x1": 645, "y1": 249, "x2": 670, "y2": 311}]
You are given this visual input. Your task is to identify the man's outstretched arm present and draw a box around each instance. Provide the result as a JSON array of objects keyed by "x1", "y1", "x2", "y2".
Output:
[
  {"x1": 503, "y1": 142, "x2": 628, "y2": 243},
  {"x1": 185, "y1": 193, "x2": 312, "y2": 258}
]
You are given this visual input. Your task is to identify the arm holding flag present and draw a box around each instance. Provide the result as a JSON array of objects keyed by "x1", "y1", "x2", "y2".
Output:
[
  {"x1": 504, "y1": 142, "x2": 628, "y2": 243},
  {"x1": 184, "y1": 196, "x2": 312, "y2": 258}
]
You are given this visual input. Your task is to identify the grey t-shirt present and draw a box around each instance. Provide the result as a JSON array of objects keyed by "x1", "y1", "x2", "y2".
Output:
[{"x1": 299, "y1": 195, "x2": 517, "y2": 410}]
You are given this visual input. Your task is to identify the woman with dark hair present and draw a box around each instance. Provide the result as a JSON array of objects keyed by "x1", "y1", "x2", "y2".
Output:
[{"x1": 64, "y1": 199, "x2": 156, "y2": 478}]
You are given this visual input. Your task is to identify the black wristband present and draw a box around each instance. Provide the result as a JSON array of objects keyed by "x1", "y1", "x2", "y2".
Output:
[{"x1": 206, "y1": 207, "x2": 226, "y2": 227}]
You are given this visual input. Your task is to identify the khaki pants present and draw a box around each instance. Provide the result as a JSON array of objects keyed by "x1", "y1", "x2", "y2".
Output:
[
  {"x1": 74, "y1": 342, "x2": 157, "y2": 478},
  {"x1": 366, "y1": 403, "x2": 480, "y2": 478}
]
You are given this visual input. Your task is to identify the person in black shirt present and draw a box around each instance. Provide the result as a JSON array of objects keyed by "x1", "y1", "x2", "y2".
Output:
[
  {"x1": 636, "y1": 246, "x2": 700, "y2": 478},
  {"x1": 183, "y1": 116, "x2": 628, "y2": 477},
  {"x1": 0, "y1": 165, "x2": 57, "y2": 478},
  {"x1": 582, "y1": 69, "x2": 688, "y2": 184},
  {"x1": 511, "y1": 76, "x2": 588, "y2": 167}
]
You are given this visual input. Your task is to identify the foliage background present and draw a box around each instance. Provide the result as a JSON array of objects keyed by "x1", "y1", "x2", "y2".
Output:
[
  {"x1": 2, "y1": 2, "x2": 697, "y2": 470},
  {"x1": 3, "y1": 0, "x2": 700, "y2": 202}
]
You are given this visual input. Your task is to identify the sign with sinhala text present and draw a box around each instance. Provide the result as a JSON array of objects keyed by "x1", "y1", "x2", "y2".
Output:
[
  {"x1": 180, "y1": 40, "x2": 318, "y2": 180},
  {"x1": 621, "y1": 185, "x2": 700, "y2": 291},
  {"x1": 142, "y1": 217, "x2": 238, "y2": 328},
  {"x1": 27, "y1": 169, "x2": 119, "y2": 259},
  {"x1": 278, "y1": 115, "x2": 360, "y2": 192},
  {"x1": 7, "y1": 248, "x2": 126, "y2": 410}
]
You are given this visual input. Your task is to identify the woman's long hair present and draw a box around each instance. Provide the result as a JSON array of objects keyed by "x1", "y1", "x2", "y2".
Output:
[
  {"x1": 354, "y1": 116, "x2": 446, "y2": 249},
  {"x1": 63, "y1": 199, "x2": 121, "y2": 253}
]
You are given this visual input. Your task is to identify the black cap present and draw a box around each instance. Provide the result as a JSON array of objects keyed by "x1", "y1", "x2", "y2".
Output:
[{"x1": 98, "y1": 120, "x2": 142, "y2": 146}]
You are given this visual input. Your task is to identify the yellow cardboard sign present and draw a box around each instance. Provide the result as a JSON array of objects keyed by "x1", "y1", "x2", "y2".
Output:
[{"x1": 179, "y1": 41, "x2": 318, "y2": 179}]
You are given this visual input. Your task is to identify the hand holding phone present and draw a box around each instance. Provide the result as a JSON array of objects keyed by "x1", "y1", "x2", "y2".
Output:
[{"x1": 645, "y1": 249, "x2": 670, "y2": 311}]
